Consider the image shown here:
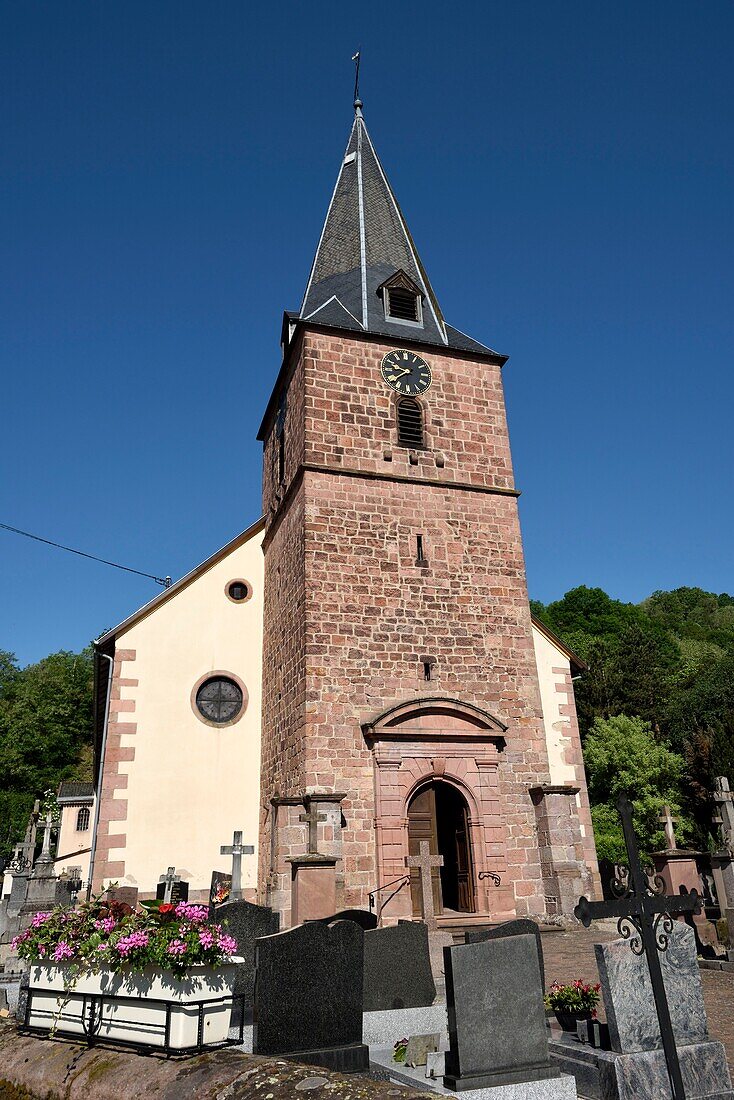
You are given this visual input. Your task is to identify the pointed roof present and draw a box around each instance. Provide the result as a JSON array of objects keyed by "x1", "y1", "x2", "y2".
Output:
[{"x1": 298, "y1": 110, "x2": 500, "y2": 357}]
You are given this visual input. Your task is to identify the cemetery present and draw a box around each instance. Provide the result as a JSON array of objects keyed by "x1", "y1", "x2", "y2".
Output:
[{"x1": 2, "y1": 796, "x2": 734, "y2": 1100}]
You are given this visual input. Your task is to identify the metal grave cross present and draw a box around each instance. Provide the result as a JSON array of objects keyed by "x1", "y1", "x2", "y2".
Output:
[
  {"x1": 406, "y1": 840, "x2": 444, "y2": 929},
  {"x1": 659, "y1": 804, "x2": 679, "y2": 851},
  {"x1": 220, "y1": 830, "x2": 254, "y2": 902},
  {"x1": 713, "y1": 777, "x2": 734, "y2": 852},
  {"x1": 575, "y1": 795, "x2": 702, "y2": 1100},
  {"x1": 159, "y1": 866, "x2": 182, "y2": 904},
  {"x1": 299, "y1": 801, "x2": 327, "y2": 855}
]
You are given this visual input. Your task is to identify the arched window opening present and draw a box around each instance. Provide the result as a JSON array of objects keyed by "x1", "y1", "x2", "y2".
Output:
[
  {"x1": 76, "y1": 807, "x2": 90, "y2": 832},
  {"x1": 397, "y1": 398, "x2": 424, "y2": 449}
]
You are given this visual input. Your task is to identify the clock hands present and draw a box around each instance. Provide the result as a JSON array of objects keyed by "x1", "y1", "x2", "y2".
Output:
[{"x1": 390, "y1": 366, "x2": 412, "y2": 378}]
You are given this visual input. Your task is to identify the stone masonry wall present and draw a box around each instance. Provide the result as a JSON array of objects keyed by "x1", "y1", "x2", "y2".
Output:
[{"x1": 259, "y1": 326, "x2": 591, "y2": 920}]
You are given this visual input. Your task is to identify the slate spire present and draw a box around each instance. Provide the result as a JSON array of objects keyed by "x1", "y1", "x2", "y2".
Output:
[{"x1": 299, "y1": 110, "x2": 498, "y2": 356}]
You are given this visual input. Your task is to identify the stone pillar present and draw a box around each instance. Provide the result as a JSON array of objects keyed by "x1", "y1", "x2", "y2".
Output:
[
  {"x1": 288, "y1": 855, "x2": 338, "y2": 924},
  {"x1": 652, "y1": 849, "x2": 719, "y2": 950},
  {"x1": 530, "y1": 784, "x2": 597, "y2": 919}
]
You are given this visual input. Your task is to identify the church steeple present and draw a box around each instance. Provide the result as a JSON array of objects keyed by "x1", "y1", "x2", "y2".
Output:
[{"x1": 299, "y1": 111, "x2": 497, "y2": 356}]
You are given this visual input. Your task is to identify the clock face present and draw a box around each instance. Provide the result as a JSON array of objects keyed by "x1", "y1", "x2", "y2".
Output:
[{"x1": 381, "y1": 350, "x2": 432, "y2": 396}]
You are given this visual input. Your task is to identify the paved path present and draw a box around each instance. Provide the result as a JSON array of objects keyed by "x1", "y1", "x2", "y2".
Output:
[{"x1": 541, "y1": 924, "x2": 734, "y2": 1070}]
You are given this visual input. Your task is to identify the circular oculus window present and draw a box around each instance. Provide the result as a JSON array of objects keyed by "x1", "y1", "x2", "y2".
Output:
[
  {"x1": 195, "y1": 676, "x2": 244, "y2": 725},
  {"x1": 227, "y1": 581, "x2": 250, "y2": 602}
]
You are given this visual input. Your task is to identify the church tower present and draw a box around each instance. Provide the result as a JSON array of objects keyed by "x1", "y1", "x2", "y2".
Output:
[{"x1": 258, "y1": 101, "x2": 597, "y2": 926}]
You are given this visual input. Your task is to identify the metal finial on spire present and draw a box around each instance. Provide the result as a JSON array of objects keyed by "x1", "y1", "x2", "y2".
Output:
[{"x1": 352, "y1": 51, "x2": 362, "y2": 114}]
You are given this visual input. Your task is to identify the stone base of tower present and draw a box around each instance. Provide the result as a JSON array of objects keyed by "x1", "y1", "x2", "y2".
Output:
[{"x1": 531, "y1": 784, "x2": 602, "y2": 919}]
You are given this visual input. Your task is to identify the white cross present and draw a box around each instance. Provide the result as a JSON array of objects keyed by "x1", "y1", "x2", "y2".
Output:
[
  {"x1": 406, "y1": 841, "x2": 444, "y2": 928},
  {"x1": 659, "y1": 805, "x2": 679, "y2": 851},
  {"x1": 220, "y1": 830, "x2": 254, "y2": 902}
]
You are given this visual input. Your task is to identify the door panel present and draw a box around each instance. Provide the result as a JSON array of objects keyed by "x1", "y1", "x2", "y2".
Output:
[{"x1": 407, "y1": 786, "x2": 442, "y2": 917}]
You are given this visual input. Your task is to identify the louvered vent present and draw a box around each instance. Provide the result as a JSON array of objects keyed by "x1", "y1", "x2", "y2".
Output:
[
  {"x1": 397, "y1": 398, "x2": 424, "y2": 448},
  {"x1": 387, "y1": 287, "x2": 420, "y2": 322}
]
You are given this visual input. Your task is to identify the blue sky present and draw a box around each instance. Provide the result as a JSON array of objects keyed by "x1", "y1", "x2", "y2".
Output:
[{"x1": 2, "y1": 2, "x2": 733, "y2": 667}]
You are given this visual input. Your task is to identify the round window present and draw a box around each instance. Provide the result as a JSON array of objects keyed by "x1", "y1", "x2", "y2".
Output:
[
  {"x1": 195, "y1": 676, "x2": 244, "y2": 724},
  {"x1": 227, "y1": 581, "x2": 250, "y2": 602}
]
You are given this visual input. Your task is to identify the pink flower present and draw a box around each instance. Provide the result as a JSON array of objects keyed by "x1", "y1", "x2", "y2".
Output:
[
  {"x1": 94, "y1": 917, "x2": 116, "y2": 933},
  {"x1": 198, "y1": 929, "x2": 215, "y2": 949},
  {"x1": 115, "y1": 931, "x2": 149, "y2": 957},
  {"x1": 31, "y1": 912, "x2": 52, "y2": 928},
  {"x1": 175, "y1": 903, "x2": 209, "y2": 924},
  {"x1": 217, "y1": 934, "x2": 237, "y2": 956},
  {"x1": 53, "y1": 942, "x2": 74, "y2": 961},
  {"x1": 167, "y1": 939, "x2": 187, "y2": 956}
]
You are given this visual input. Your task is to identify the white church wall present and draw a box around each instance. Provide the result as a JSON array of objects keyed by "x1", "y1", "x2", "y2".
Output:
[
  {"x1": 102, "y1": 526, "x2": 264, "y2": 901},
  {"x1": 54, "y1": 801, "x2": 93, "y2": 882},
  {"x1": 531, "y1": 624, "x2": 577, "y2": 788}
]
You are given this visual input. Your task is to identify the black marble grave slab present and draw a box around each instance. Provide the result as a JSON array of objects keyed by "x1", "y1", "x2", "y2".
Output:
[
  {"x1": 465, "y1": 917, "x2": 545, "y2": 987},
  {"x1": 254, "y1": 920, "x2": 369, "y2": 1072},
  {"x1": 214, "y1": 899, "x2": 280, "y2": 1023},
  {"x1": 363, "y1": 921, "x2": 436, "y2": 1010},
  {"x1": 443, "y1": 933, "x2": 560, "y2": 1091}
]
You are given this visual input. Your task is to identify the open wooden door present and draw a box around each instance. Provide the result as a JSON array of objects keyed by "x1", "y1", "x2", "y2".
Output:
[{"x1": 407, "y1": 785, "x2": 442, "y2": 917}]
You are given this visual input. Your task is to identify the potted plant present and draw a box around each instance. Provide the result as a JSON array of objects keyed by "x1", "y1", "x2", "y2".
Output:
[
  {"x1": 544, "y1": 979, "x2": 601, "y2": 1033},
  {"x1": 12, "y1": 894, "x2": 241, "y2": 1051}
]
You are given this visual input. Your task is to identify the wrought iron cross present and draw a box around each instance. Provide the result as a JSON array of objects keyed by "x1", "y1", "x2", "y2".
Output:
[
  {"x1": 159, "y1": 866, "x2": 181, "y2": 904},
  {"x1": 406, "y1": 841, "x2": 444, "y2": 929},
  {"x1": 299, "y1": 801, "x2": 326, "y2": 855},
  {"x1": 575, "y1": 795, "x2": 702, "y2": 1100},
  {"x1": 220, "y1": 830, "x2": 254, "y2": 902}
]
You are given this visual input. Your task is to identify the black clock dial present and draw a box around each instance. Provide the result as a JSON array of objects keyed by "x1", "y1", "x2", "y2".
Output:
[{"x1": 381, "y1": 350, "x2": 432, "y2": 396}]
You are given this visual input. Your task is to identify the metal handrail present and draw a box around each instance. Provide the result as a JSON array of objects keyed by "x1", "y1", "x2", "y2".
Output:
[{"x1": 368, "y1": 874, "x2": 411, "y2": 923}]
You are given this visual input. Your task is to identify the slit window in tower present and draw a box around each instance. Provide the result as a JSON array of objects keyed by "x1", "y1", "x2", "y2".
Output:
[
  {"x1": 397, "y1": 398, "x2": 424, "y2": 449},
  {"x1": 416, "y1": 534, "x2": 426, "y2": 564},
  {"x1": 423, "y1": 660, "x2": 432, "y2": 682}
]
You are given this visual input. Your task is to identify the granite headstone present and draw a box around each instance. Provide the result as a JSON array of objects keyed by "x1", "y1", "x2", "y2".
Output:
[
  {"x1": 465, "y1": 917, "x2": 545, "y2": 988},
  {"x1": 363, "y1": 921, "x2": 436, "y2": 1010},
  {"x1": 215, "y1": 899, "x2": 280, "y2": 1023},
  {"x1": 443, "y1": 933, "x2": 560, "y2": 1091},
  {"x1": 596, "y1": 920, "x2": 707, "y2": 1053},
  {"x1": 253, "y1": 920, "x2": 369, "y2": 1073},
  {"x1": 311, "y1": 908, "x2": 378, "y2": 930}
]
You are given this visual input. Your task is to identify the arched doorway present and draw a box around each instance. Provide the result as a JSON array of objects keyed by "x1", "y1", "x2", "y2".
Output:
[{"x1": 407, "y1": 781, "x2": 476, "y2": 916}]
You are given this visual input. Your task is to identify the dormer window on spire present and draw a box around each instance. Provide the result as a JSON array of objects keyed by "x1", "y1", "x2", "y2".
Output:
[{"x1": 377, "y1": 271, "x2": 424, "y2": 328}]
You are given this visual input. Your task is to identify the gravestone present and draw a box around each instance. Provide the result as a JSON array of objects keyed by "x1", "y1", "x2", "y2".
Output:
[
  {"x1": 106, "y1": 885, "x2": 139, "y2": 909},
  {"x1": 443, "y1": 934, "x2": 562, "y2": 1091},
  {"x1": 15, "y1": 973, "x2": 29, "y2": 1023},
  {"x1": 404, "y1": 1032, "x2": 439, "y2": 1067},
  {"x1": 363, "y1": 921, "x2": 436, "y2": 1010},
  {"x1": 466, "y1": 917, "x2": 545, "y2": 988},
  {"x1": 596, "y1": 921, "x2": 708, "y2": 1053},
  {"x1": 253, "y1": 920, "x2": 369, "y2": 1072},
  {"x1": 215, "y1": 899, "x2": 280, "y2": 1023},
  {"x1": 156, "y1": 867, "x2": 188, "y2": 904},
  {"x1": 312, "y1": 909, "x2": 378, "y2": 930},
  {"x1": 220, "y1": 830, "x2": 254, "y2": 903},
  {"x1": 550, "y1": 922, "x2": 734, "y2": 1099}
]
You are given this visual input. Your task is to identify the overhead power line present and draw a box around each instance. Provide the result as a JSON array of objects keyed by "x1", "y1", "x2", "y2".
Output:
[{"x1": 0, "y1": 522, "x2": 171, "y2": 588}]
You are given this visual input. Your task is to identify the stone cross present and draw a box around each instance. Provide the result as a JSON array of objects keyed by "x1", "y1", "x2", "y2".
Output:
[
  {"x1": 299, "y1": 801, "x2": 327, "y2": 855},
  {"x1": 220, "y1": 830, "x2": 254, "y2": 902},
  {"x1": 713, "y1": 777, "x2": 734, "y2": 853},
  {"x1": 37, "y1": 811, "x2": 55, "y2": 864},
  {"x1": 405, "y1": 841, "x2": 444, "y2": 929},
  {"x1": 658, "y1": 804, "x2": 678, "y2": 851},
  {"x1": 575, "y1": 795, "x2": 702, "y2": 1100},
  {"x1": 159, "y1": 866, "x2": 182, "y2": 904}
]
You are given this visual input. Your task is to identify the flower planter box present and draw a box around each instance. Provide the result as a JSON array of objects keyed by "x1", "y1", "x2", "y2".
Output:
[{"x1": 25, "y1": 958, "x2": 243, "y2": 1052}]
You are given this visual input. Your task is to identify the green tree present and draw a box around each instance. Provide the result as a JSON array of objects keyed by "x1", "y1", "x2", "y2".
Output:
[
  {"x1": 583, "y1": 714, "x2": 689, "y2": 862},
  {"x1": 0, "y1": 648, "x2": 94, "y2": 859}
]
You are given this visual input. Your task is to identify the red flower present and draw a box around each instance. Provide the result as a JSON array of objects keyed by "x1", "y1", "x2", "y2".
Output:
[{"x1": 159, "y1": 903, "x2": 176, "y2": 915}]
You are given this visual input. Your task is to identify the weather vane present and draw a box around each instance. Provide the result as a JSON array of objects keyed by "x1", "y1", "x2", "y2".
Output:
[{"x1": 352, "y1": 50, "x2": 362, "y2": 112}]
